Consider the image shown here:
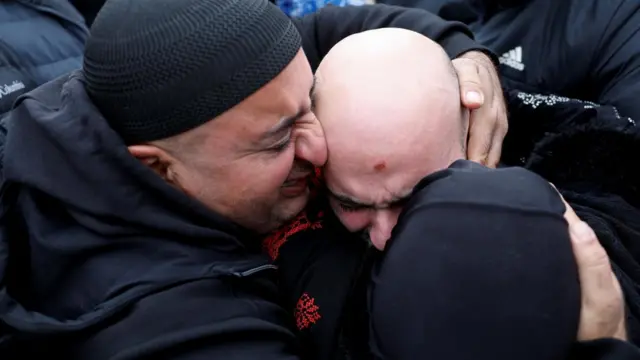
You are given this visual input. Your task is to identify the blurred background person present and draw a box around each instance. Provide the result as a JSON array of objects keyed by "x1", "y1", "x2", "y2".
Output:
[
  {"x1": 271, "y1": 0, "x2": 376, "y2": 18},
  {"x1": 0, "y1": 0, "x2": 88, "y2": 115},
  {"x1": 377, "y1": 0, "x2": 640, "y2": 120}
]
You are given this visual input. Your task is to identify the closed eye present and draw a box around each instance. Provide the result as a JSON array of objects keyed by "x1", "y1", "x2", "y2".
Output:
[
  {"x1": 270, "y1": 136, "x2": 292, "y2": 152},
  {"x1": 338, "y1": 202, "x2": 365, "y2": 212}
]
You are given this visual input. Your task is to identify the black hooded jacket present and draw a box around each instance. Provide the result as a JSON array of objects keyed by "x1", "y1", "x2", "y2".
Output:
[
  {"x1": 378, "y1": 0, "x2": 640, "y2": 121},
  {"x1": 0, "y1": 5, "x2": 488, "y2": 359}
]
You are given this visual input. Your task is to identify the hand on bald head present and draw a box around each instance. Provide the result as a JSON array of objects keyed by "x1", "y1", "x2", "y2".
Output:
[{"x1": 314, "y1": 29, "x2": 468, "y2": 245}]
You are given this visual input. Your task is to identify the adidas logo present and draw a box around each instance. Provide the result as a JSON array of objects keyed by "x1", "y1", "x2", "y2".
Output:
[{"x1": 499, "y1": 46, "x2": 525, "y2": 71}]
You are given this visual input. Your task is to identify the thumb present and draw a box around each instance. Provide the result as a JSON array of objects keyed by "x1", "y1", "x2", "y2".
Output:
[
  {"x1": 570, "y1": 221, "x2": 613, "y2": 299},
  {"x1": 453, "y1": 59, "x2": 485, "y2": 109},
  {"x1": 463, "y1": 90, "x2": 484, "y2": 110},
  {"x1": 570, "y1": 220, "x2": 626, "y2": 341},
  {"x1": 466, "y1": 111, "x2": 493, "y2": 165}
]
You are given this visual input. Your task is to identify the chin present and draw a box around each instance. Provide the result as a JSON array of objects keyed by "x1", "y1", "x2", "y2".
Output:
[{"x1": 277, "y1": 191, "x2": 310, "y2": 223}]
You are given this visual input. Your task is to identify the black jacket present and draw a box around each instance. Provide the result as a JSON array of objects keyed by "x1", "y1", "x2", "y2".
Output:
[
  {"x1": 502, "y1": 90, "x2": 640, "y2": 348},
  {"x1": 263, "y1": 188, "x2": 373, "y2": 360},
  {"x1": 0, "y1": 5, "x2": 486, "y2": 359},
  {"x1": 270, "y1": 90, "x2": 640, "y2": 360},
  {"x1": 378, "y1": 0, "x2": 640, "y2": 120},
  {"x1": 0, "y1": 0, "x2": 88, "y2": 114}
]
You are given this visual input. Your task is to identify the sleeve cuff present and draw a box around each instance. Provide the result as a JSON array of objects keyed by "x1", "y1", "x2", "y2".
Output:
[{"x1": 441, "y1": 32, "x2": 498, "y2": 67}]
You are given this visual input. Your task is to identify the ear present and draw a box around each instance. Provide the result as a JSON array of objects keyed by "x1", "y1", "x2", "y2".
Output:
[{"x1": 128, "y1": 144, "x2": 179, "y2": 184}]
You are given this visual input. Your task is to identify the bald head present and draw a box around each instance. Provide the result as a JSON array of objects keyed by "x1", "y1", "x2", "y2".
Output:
[{"x1": 314, "y1": 28, "x2": 468, "y2": 249}]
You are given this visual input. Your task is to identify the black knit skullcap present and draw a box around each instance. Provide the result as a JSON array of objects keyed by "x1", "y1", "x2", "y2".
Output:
[{"x1": 83, "y1": 0, "x2": 301, "y2": 144}]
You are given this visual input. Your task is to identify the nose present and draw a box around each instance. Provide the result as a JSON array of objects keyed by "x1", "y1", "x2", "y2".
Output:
[
  {"x1": 294, "y1": 118, "x2": 327, "y2": 167},
  {"x1": 368, "y1": 208, "x2": 401, "y2": 251}
]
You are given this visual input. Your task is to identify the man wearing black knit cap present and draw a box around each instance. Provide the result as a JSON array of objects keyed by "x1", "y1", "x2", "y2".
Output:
[{"x1": 0, "y1": 0, "x2": 507, "y2": 358}]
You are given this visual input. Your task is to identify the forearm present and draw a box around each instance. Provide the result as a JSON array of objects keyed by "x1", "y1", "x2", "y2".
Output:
[{"x1": 294, "y1": 4, "x2": 492, "y2": 70}]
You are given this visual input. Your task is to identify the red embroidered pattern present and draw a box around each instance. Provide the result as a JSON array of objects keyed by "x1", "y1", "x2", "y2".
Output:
[
  {"x1": 295, "y1": 293, "x2": 321, "y2": 330},
  {"x1": 263, "y1": 210, "x2": 323, "y2": 261},
  {"x1": 262, "y1": 167, "x2": 325, "y2": 260}
]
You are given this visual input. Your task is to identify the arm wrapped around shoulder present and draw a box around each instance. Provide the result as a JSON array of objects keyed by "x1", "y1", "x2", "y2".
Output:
[{"x1": 369, "y1": 160, "x2": 580, "y2": 360}]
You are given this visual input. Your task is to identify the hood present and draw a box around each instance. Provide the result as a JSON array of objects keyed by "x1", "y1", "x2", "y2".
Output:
[{"x1": 0, "y1": 72, "x2": 268, "y2": 341}]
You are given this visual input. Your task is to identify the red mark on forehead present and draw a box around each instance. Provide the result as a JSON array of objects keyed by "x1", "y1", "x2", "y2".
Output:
[{"x1": 373, "y1": 161, "x2": 386, "y2": 171}]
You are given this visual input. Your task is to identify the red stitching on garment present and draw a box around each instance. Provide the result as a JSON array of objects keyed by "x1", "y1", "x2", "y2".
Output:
[
  {"x1": 295, "y1": 293, "x2": 321, "y2": 330},
  {"x1": 262, "y1": 210, "x2": 323, "y2": 260},
  {"x1": 262, "y1": 168, "x2": 324, "y2": 260}
]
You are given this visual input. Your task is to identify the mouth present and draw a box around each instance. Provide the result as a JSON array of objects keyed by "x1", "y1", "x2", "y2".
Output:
[
  {"x1": 281, "y1": 173, "x2": 311, "y2": 197},
  {"x1": 283, "y1": 175, "x2": 307, "y2": 187}
]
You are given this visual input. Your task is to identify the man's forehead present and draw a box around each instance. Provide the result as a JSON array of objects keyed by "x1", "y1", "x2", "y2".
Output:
[{"x1": 324, "y1": 156, "x2": 438, "y2": 208}]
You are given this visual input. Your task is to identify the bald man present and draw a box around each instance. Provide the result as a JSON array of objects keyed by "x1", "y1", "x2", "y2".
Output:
[
  {"x1": 314, "y1": 28, "x2": 466, "y2": 250},
  {"x1": 263, "y1": 29, "x2": 635, "y2": 360}
]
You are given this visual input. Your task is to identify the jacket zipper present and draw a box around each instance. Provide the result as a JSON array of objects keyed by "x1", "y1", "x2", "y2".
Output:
[{"x1": 232, "y1": 263, "x2": 278, "y2": 277}]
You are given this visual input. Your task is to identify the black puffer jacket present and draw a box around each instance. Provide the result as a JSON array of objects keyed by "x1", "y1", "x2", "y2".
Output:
[{"x1": 0, "y1": 0, "x2": 88, "y2": 114}]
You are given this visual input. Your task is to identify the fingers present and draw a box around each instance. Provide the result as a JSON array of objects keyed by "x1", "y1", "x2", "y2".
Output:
[
  {"x1": 467, "y1": 105, "x2": 507, "y2": 167},
  {"x1": 571, "y1": 221, "x2": 610, "y2": 283},
  {"x1": 452, "y1": 58, "x2": 484, "y2": 110},
  {"x1": 568, "y1": 217, "x2": 627, "y2": 341},
  {"x1": 453, "y1": 53, "x2": 508, "y2": 167},
  {"x1": 557, "y1": 192, "x2": 611, "y2": 294},
  {"x1": 463, "y1": 90, "x2": 484, "y2": 109},
  {"x1": 484, "y1": 91, "x2": 508, "y2": 168},
  {"x1": 461, "y1": 61, "x2": 502, "y2": 166},
  {"x1": 561, "y1": 196, "x2": 609, "y2": 286},
  {"x1": 483, "y1": 117, "x2": 507, "y2": 168},
  {"x1": 466, "y1": 111, "x2": 494, "y2": 165},
  {"x1": 555, "y1": 192, "x2": 627, "y2": 341}
]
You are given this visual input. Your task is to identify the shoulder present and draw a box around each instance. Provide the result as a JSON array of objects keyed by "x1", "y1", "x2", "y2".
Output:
[{"x1": 409, "y1": 160, "x2": 565, "y2": 216}]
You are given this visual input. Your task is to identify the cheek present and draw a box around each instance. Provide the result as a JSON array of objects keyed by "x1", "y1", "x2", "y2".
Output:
[
  {"x1": 262, "y1": 147, "x2": 297, "y2": 187},
  {"x1": 235, "y1": 147, "x2": 296, "y2": 194}
]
